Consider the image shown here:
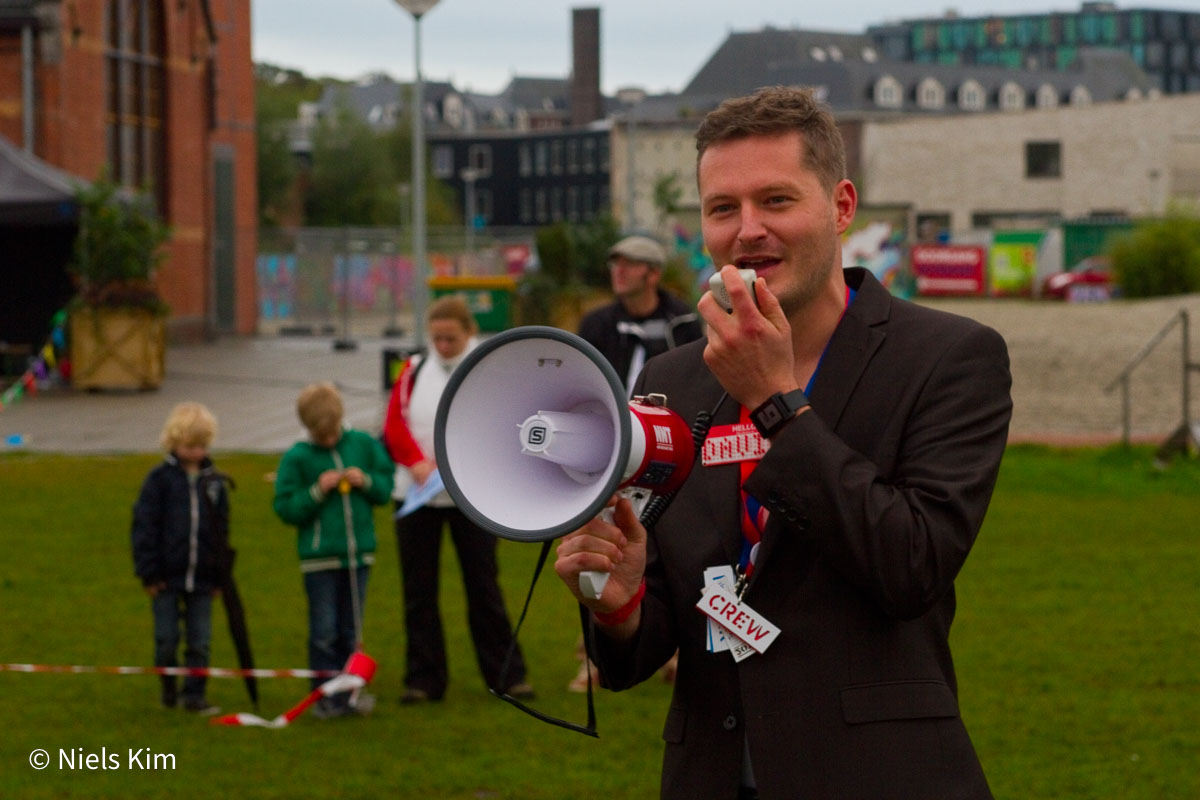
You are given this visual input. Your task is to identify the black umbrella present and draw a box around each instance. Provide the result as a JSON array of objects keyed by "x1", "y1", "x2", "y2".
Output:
[
  {"x1": 219, "y1": 549, "x2": 259, "y2": 710},
  {"x1": 208, "y1": 471, "x2": 258, "y2": 710}
]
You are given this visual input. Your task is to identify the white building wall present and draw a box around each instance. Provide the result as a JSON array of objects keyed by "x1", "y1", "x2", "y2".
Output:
[
  {"x1": 610, "y1": 120, "x2": 700, "y2": 234},
  {"x1": 859, "y1": 94, "x2": 1200, "y2": 233}
]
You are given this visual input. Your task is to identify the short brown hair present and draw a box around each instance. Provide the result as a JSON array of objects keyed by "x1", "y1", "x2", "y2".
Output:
[
  {"x1": 160, "y1": 402, "x2": 217, "y2": 451},
  {"x1": 296, "y1": 382, "x2": 343, "y2": 438},
  {"x1": 428, "y1": 295, "x2": 477, "y2": 334},
  {"x1": 695, "y1": 85, "x2": 846, "y2": 193}
]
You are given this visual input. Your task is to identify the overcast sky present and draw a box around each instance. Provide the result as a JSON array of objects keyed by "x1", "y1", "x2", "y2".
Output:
[{"x1": 252, "y1": 1, "x2": 1200, "y2": 95}]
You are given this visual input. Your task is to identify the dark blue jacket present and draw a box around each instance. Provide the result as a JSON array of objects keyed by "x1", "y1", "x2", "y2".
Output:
[{"x1": 131, "y1": 455, "x2": 232, "y2": 594}]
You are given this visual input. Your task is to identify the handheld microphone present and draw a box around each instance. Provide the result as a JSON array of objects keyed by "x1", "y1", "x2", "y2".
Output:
[{"x1": 708, "y1": 268, "x2": 758, "y2": 312}]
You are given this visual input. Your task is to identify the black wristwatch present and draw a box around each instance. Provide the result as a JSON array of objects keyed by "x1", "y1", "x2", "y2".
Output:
[{"x1": 750, "y1": 390, "x2": 810, "y2": 438}]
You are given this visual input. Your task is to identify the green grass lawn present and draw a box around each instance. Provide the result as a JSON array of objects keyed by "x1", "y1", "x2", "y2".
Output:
[{"x1": 0, "y1": 446, "x2": 1196, "y2": 799}]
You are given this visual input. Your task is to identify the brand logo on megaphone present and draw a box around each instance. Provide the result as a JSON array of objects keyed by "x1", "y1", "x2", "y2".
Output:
[{"x1": 654, "y1": 425, "x2": 674, "y2": 449}]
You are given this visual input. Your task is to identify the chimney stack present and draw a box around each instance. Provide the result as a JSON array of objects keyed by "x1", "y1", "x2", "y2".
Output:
[{"x1": 571, "y1": 7, "x2": 602, "y2": 126}]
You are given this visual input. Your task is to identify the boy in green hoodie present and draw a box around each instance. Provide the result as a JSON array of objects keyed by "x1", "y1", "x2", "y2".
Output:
[{"x1": 273, "y1": 382, "x2": 393, "y2": 717}]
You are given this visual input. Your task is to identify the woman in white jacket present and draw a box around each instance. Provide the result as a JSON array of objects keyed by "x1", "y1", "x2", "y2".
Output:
[{"x1": 382, "y1": 296, "x2": 533, "y2": 704}]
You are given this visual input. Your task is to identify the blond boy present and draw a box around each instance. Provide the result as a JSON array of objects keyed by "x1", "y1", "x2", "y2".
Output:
[
  {"x1": 131, "y1": 402, "x2": 229, "y2": 714},
  {"x1": 273, "y1": 383, "x2": 393, "y2": 717}
]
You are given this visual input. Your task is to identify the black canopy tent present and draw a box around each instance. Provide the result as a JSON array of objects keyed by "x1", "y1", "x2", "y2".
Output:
[{"x1": 0, "y1": 135, "x2": 80, "y2": 351}]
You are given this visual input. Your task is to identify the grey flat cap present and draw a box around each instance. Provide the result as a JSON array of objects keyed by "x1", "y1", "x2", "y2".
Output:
[{"x1": 608, "y1": 235, "x2": 666, "y2": 267}]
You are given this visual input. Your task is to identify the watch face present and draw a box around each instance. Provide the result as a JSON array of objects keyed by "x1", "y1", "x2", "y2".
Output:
[{"x1": 756, "y1": 403, "x2": 784, "y2": 431}]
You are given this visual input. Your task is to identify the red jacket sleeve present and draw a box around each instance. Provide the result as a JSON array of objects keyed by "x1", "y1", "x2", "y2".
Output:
[{"x1": 382, "y1": 359, "x2": 426, "y2": 467}]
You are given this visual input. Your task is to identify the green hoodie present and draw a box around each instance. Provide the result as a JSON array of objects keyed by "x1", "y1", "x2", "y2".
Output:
[{"x1": 273, "y1": 428, "x2": 394, "y2": 571}]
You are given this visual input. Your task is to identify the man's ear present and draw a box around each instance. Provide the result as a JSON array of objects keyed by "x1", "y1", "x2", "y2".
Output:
[{"x1": 833, "y1": 179, "x2": 858, "y2": 235}]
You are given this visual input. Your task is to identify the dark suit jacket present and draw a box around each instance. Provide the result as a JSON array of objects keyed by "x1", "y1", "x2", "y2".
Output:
[{"x1": 591, "y1": 267, "x2": 1012, "y2": 800}]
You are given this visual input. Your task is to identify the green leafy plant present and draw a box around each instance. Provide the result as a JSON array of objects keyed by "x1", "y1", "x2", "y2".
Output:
[
  {"x1": 68, "y1": 175, "x2": 171, "y2": 313},
  {"x1": 1110, "y1": 205, "x2": 1200, "y2": 298},
  {"x1": 515, "y1": 216, "x2": 620, "y2": 326}
]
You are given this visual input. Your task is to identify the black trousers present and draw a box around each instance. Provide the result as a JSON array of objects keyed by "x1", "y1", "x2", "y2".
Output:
[{"x1": 396, "y1": 503, "x2": 527, "y2": 697}]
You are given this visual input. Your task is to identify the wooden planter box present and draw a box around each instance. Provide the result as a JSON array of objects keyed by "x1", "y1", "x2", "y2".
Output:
[{"x1": 69, "y1": 307, "x2": 166, "y2": 390}]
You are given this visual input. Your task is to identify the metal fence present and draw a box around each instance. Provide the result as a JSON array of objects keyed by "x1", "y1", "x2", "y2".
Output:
[{"x1": 255, "y1": 226, "x2": 536, "y2": 341}]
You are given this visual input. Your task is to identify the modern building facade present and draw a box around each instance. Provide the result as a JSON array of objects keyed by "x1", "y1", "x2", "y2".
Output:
[
  {"x1": 428, "y1": 127, "x2": 611, "y2": 228},
  {"x1": 869, "y1": 3, "x2": 1200, "y2": 94}
]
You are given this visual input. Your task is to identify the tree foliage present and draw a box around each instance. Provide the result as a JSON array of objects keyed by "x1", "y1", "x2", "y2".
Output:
[
  {"x1": 254, "y1": 64, "x2": 323, "y2": 228},
  {"x1": 534, "y1": 216, "x2": 621, "y2": 289},
  {"x1": 254, "y1": 66, "x2": 459, "y2": 228},
  {"x1": 515, "y1": 216, "x2": 621, "y2": 325},
  {"x1": 380, "y1": 119, "x2": 460, "y2": 226},
  {"x1": 304, "y1": 106, "x2": 401, "y2": 226},
  {"x1": 652, "y1": 172, "x2": 683, "y2": 228},
  {"x1": 1110, "y1": 206, "x2": 1200, "y2": 298}
]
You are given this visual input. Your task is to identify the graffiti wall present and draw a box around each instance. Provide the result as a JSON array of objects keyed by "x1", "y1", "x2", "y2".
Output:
[
  {"x1": 843, "y1": 205, "x2": 912, "y2": 298},
  {"x1": 256, "y1": 231, "x2": 533, "y2": 331}
]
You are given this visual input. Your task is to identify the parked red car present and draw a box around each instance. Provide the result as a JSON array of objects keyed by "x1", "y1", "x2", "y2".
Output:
[{"x1": 1042, "y1": 257, "x2": 1115, "y2": 301}]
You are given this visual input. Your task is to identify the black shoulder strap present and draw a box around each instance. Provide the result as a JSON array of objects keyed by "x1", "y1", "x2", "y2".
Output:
[
  {"x1": 489, "y1": 395, "x2": 727, "y2": 738},
  {"x1": 491, "y1": 541, "x2": 599, "y2": 738}
]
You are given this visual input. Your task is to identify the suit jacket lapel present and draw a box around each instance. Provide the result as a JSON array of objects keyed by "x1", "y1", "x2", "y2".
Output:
[{"x1": 808, "y1": 268, "x2": 889, "y2": 429}]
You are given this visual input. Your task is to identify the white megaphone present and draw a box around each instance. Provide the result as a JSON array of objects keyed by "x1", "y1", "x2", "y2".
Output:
[{"x1": 434, "y1": 327, "x2": 695, "y2": 599}]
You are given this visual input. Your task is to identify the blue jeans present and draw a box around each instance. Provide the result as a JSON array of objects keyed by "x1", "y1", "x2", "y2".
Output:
[
  {"x1": 303, "y1": 566, "x2": 369, "y2": 691},
  {"x1": 152, "y1": 590, "x2": 213, "y2": 702}
]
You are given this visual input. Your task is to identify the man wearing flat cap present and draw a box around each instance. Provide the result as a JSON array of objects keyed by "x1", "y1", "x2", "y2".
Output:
[
  {"x1": 570, "y1": 234, "x2": 702, "y2": 692},
  {"x1": 578, "y1": 235, "x2": 704, "y2": 395}
]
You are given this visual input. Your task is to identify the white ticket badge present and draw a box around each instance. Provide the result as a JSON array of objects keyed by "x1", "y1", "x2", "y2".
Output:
[
  {"x1": 702, "y1": 566, "x2": 736, "y2": 653},
  {"x1": 695, "y1": 583, "x2": 780, "y2": 654},
  {"x1": 728, "y1": 636, "x2": 757, "y2": 662}
]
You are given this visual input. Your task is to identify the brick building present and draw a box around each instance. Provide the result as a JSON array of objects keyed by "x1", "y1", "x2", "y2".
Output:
[{"x1": 0, "y1": 0, "x2": 257, "y2": 339}]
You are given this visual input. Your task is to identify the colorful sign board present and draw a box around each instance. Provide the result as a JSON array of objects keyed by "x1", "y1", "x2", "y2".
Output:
[
  {"x1": 989, "y1": 231, "x2": 1043, "y2": 296},
  {"x1": 911, "y1": 245, "x2": 987, "y2": 296}
]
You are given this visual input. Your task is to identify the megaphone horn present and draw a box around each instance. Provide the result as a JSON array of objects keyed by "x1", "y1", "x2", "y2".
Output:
[{"x1": 434, "y1": 327, "x2": 695, "y2": 596}]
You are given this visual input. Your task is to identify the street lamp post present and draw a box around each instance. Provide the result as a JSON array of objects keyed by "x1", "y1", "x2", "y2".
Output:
[
  {"x1": 386, "y1": 182, "x2": 411, "y2": 337},
  {"x1": 392, "y1": 0, "x2": 442, "y2": 349}
]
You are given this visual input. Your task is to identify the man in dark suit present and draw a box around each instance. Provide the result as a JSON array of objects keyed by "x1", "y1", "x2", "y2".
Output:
[{"x1": 554, "y1": 86, "x2": 1012, "y2": 799}]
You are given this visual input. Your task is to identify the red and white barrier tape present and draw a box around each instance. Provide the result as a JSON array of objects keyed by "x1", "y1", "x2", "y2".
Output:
[
  {"x1": 0, "y1": 663, "x2": 338, "y2": 679},
  {"x1": 212, "y1": 673, "x2": 366, "y2": 728},
  {"x1": 3, "y1": 651, "x2": 378, "y2": 729},
  {"x1": 212, "y1": 651, "x2": 378, "y2": 728}
]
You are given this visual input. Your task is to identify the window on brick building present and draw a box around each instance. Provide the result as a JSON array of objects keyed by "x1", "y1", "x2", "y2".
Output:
[{"x1": 105, "y1": 0, "x2": 167, "y2": 213}]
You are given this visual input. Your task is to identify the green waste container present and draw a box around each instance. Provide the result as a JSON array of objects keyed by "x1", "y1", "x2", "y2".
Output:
[{"x1": 428, "y1": 275, "x2": 516, "y2": 332}]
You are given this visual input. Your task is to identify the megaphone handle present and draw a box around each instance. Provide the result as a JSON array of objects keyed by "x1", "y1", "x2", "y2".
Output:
[
  {"x1": 578, "y1": 570, "x2": 609, "y2": 599},
  {"x1": 579, "y1": 507, "x2": 614, "y2": 599}
]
